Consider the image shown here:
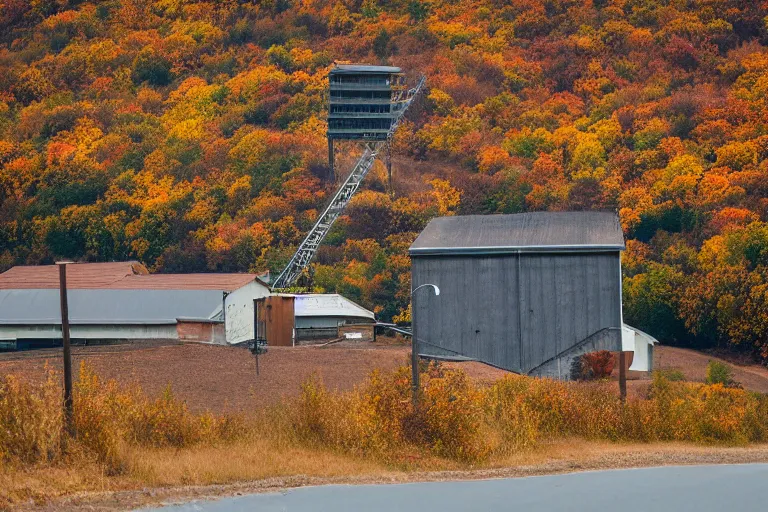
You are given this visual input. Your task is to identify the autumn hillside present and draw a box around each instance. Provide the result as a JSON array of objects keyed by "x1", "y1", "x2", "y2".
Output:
[{"x1": 0, "y1": 1, "x2": 767, "y2": 358}]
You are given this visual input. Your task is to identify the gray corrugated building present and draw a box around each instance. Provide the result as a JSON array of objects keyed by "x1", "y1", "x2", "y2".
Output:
[
  {"x1": 0, "y1": 262, "x2": 271, "y2": 349},
  {"x1": 409, "y1": 211, "x2": 627, "y2": 379}
]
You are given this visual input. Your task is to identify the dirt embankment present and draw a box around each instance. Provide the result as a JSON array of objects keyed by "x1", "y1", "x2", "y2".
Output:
[{"x1": 650, "y1": 346, "x2": 768, "y2": 393}]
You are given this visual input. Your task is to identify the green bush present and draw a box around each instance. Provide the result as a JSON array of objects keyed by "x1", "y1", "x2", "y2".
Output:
[
  {"x1": 655, "y1": 368, "x2": 686, "y2": 382},
  {"x1": 706, "y1": 360, "x2": 734, "y2": 386}
]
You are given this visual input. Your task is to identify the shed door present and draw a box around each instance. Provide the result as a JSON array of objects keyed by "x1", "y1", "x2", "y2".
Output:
[{"x1": 264, "y1": 296, "x2": 295, "y2": 346}]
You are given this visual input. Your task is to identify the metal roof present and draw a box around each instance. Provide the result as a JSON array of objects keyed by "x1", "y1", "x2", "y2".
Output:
[
  {"x1": 0, "y1": 262, "x2": 268, "y2": 291},
  {"x1": 0, "y1": 289, "x2": 223, "y2": 325},
  {"x1": 292, "y1": 294, "x2": 375, "y2": 321},
  {"x1": 330, "y1": 64, "x2": 401, "y2": 74},
  {"x1": 103, "y1": 274, "x2": 264, "y2": 291},
  {"x1": 0, "y1": 261, "x2": 146, "y2": 289},
  {"x1": 409, "y1": 212, "x2": 625, "y2": 255}
]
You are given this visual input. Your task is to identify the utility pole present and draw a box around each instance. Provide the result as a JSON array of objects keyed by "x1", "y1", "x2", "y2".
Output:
[
  {"x1": 619, "y1": 351, "x2": 627, "y2": 402},
  {"x1": 253, "y1": 298, "x2": 259, "y2": 376},
  {"x1": 57, "y1": 261, "x2": 74, "y2": 437}
]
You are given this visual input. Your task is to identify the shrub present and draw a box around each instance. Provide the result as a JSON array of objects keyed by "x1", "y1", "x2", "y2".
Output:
[
  {"x1": 645, "y1": 372, "x2": 766, "y2": 443},
  {"x1": 483, "y1": 376, "x2": 540, "y2": 454},
  {"x1": 654, "y1": 368, "x2": 686, "y2": 382},
  {"x1": 289, "y1": 364, "x2": 768, "y2": 464},
  {"x1": 579, "y1": 351, "x2": 616, "y2": 380},
  {"x1": 73, "y1": 363, "x2": 132, "y2": 471},
  {"x1": 417, "y1": 364, "x2": 489, "y2": 461},
  {"x1": 706, "y1": 360, "x2": 734, "y2": 386},
  {"x1": 290, "y1": 362, "x2": 490, "y2": 463}
]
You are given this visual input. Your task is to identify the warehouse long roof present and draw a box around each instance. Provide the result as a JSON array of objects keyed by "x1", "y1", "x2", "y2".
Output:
[
  {"x1": 0, "y1": 289, "x2": 223, "y2": 325},
  {"x1": 409, "y1": 211, "x2": 625, "y2": 255},
  {"x1": 0, "y1": 262, "x2": 268, "y2": 291},
  {"x1": 0, "y1": 261, "x2": 145, "y2": 289}
]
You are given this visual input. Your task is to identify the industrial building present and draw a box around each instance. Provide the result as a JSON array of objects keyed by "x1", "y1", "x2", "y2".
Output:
[
  {"x1": 254, "y1": 293, "x2": 375, "y2": 346},
  {"x1": 0, "y1": 262, "x2": 270, "y2": 348},
  {"x1": 409, "y1": 211, "x2": 655, "y2": 379},
  {"x1": 0, "y1": 262, "x2": 380, "y2": 351}
]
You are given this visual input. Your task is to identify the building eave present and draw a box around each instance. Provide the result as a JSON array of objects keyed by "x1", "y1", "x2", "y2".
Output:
[
  {"x1": 409, "y1": 244, "x2": 626, "y2": 256},
  {"x1": 0, "y1": 320, "x2": 179, "y2": 326}
]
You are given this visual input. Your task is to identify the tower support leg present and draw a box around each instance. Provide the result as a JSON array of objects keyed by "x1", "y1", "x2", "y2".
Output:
[
  {"x1": 328, "y1": 138, "x2": 335, "y2": 182},
  {"x1": 386, "y1": 141, "x2": 393, "y2": 197}
]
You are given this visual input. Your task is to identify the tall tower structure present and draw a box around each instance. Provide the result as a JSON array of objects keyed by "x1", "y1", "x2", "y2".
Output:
[
  {"x1": 327, "y1": 64, "x2": 406, "y2": 187},
  {"x1": 271, "y1": 65, "x2": 424, "y2": 290}
]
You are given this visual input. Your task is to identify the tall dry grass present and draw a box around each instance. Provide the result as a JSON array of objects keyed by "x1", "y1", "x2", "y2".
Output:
[
  {"x1": 0, "y1": 362, "x2": 242, "y2": 474},
  {"x1": 285, "y1": 362, "x2": 768, "y2": 464},
  {"x1": 0, "y1": 369, "x2": 62, "y2": 465},
  {"x1": 1, "y1": 359, "x2": 768, "y2": 501}
]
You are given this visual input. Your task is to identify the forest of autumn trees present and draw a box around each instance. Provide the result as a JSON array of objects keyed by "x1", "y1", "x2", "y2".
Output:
[{"x1": 0, "y1": 1, "x2": 768, "y2": 359}]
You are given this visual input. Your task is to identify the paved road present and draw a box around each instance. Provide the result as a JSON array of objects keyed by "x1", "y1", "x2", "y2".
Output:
[{"x1": 144, "y1": 464, "x2": 768, "y2": 511}]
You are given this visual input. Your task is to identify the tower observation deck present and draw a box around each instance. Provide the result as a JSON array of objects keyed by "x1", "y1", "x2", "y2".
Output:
[{"x1": 327, "y1": 64, "x2": 407, "y2": 178}]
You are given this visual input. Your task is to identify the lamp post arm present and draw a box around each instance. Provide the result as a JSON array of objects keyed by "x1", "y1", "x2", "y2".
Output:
[{"x1": 411, "y1": 283, "x2": 440, "y2": 297}]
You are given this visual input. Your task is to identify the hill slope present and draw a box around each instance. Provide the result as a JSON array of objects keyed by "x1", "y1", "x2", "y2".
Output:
[{"x1": 0, "y1": 1, "x2": 767, "y2": 357}]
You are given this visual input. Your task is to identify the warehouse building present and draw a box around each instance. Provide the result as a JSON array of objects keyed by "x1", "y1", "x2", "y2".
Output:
[
  {"x1": 409, "y1": 211, "x2": 655, "y2": 379},
  {"x1": 0, "y1": 262, "x2": 270, "y2": 348}
]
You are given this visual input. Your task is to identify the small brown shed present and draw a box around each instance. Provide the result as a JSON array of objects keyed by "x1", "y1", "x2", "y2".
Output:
[{"x1": 255, "y1": 294, "x2": 376, "y2": 347}]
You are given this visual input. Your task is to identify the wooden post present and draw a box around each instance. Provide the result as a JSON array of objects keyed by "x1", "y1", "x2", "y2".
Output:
[
  {"x1": 619, "y1": 351, "x2": 627, "y2": 402},
  {"x1": 253, "y1": 298, "x2": 259, "y2": 376},
  {"x1": 411, "y1": 296, "x2": 419, "y2": 407},
  {"x1": 57, "y1": 262, "x2": 74, "y2": 437}
]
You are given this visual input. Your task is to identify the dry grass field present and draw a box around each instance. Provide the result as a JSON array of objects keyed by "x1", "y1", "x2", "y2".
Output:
[
  {"x1": 2, "y1": 341, "x2": 768, "y2": 511},
  {"x1": 0, "y1": 340, "x2": 508, "y2": 414},
  {"x1": 1, "y1": 342, "x2": 766, "y2": 414}
]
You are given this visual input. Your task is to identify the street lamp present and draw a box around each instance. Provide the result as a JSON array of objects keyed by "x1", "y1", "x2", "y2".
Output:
[{"x1": 411, "y1": 283, "x2": 440, "y2": 406}]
